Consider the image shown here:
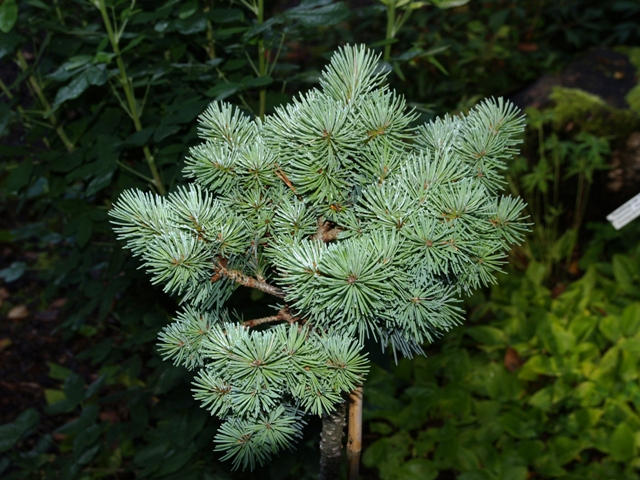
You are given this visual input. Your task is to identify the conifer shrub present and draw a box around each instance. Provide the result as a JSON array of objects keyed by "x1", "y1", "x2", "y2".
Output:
[{"x1": 109, "y1": 45, "x2": 529, "y2": 472}]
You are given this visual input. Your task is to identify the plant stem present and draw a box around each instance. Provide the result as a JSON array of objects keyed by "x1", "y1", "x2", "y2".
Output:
[
  {"x1": 15, "y1": 51, "x2": 75, "y2": 152},
  {"x1": 384, "y1": 1, "x2": 396, "y2": 62},
  {"x1": 347, "y1": 386, "x2": 363, "y2": 480},
  {"x1": 241, "y1": 308, "x2": 297, "y2": 327},
  {"x1": 205, "y1": 0, "x2": 217, "y2": 60},
  {"x1": 213, "y1": 263, "x2": 285, "y2": 298},
  {"x1": 95, "y1": 0, "x2": 166, "y2": 195},
  {"x1": 319, "y1": 401, "x2": 347, "y2": 480},
  {"x1": 257, "y1": 0, "x2": 266, "y2": 120}
]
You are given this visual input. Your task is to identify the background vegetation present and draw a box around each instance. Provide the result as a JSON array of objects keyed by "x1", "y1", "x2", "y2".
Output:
[{"x1": 1, "y1": 0, "x2": 640, "y2": 479}]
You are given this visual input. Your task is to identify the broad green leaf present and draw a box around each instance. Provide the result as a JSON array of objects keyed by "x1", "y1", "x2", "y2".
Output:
[
  {"x1": 525, "y1": 261, "x2": 546, "y2": 285},
  {"x1": 609, "y1": 423, "x2": 635, "y2": 461},
  {"x1": 465, "y1": 326, "x2": 507, "y2": 346},
  {"x1": 48, "y1": 362, "x2": 72, "y2": 380},
  {"x1": 619, "y1": 349, "x2": 638, "y2": 381},
  {"x1": 620, "y1": 303, "x2": 640, "y2": 337},
  {"x1": 120, "y1": 34, "x2": 146, "y2": 54},
  {"x1": 0, "y1": 30, "x2": 25, "y2": 59},
  {"x1": 498, "y1": 409, "x2": 538, "y2": 439},
  {"x1": 528, "y1": 386, "x2": 553, "y2": 411},
  {"x1": 0, "y1": 261, "x2": 25, "y2": 282},
  {"x1": 178, "y1": 0, "x2": 198, "y2": 19},
  {"x1": 63, "y1": 373, "x2": 86, "y2": 405},
  {"x1": 0, "y1": 98, "x2": 14, "y2": 137},
  {"x1": 431, "y1": 0, "x2": 470, "y2": 8},
  {"x1": 599, "y1": 315, "x2": 621, "y2": 343},
  {"x1": 395, "y1": 459, "x2": 438, "y2": 480},
  {"x1": 46, "y1": 55, "x2": 93, "y2": 82},
  {"x1": 72, "y1": 215, "x2": 93, "y2": 247},
  {"x1": 76, "y1": 443, "x2": 101, "y2": 465},
  {"x1": 612, "y1": 254, "x2": 634, "y2": 287},
  {"x1": 86, "y1": 171, "x2": 114, "y2": 197},
  {"x1": 51, "y1": 65, "x2": 108, "y2": 111},
  {"x1": 550, "y1": 436, "x2": 584, "y2": 465},
  {"x1": 619, "y1": 337, "x2": 640, "y2": 355},
  {"x1": 0, "y1": 409, "x2": 39, "y2": 453},
  {"x1": 0, "y1": 0, "x2": 18, "y2": 34},
  {"x1": 208, "y1": 8, "x2": 244, "y2": 24},
  {"x1": 4, "y1": 160, "x2": 33, "y2": 192},
  {"x1": 175, "y1": 16, "x2": 207, "y2": 35},
  {"x1": 244, "y1": 75, "x2": 274, "y2": 89},
  {"x1": 286, "y1": 2, "x2": 349, "y2": 27},
  {"x1": 573, "y1": 381, "x2": 605, "y2": 407},
  {"x1": 73, "y1": 424, "x2": 102, "y2": 462},
  {"x1": 205, "y1": 82, "x2": 241, "y2": 100},
  {"x1": 45, "y1": 389, "x2": 66, "y2": 405},
  {"x1": 56, "y1": 405, "x2": 99, "y2": 435}
]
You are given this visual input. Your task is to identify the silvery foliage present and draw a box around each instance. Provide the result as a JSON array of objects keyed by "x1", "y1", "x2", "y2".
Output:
[{"x1": 109, "y1": 45, "x2": 528, "y2": 470}]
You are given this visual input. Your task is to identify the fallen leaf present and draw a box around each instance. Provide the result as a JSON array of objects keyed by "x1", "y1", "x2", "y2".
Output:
[
  {"x1": 100, "y1": 411, "x2": 121, "y2": 425},
  {"x1": 518, "y1": 43, "x2": 539, "y2": 52},
  {"x1": 50, "y1": 298, "x2": 68, "y2": 309},
  {"x1": 504, "y1": 347, "x2": 523, "y2": 373},
  {"x1": 568, "y1": 260, "x2": 580, "y2": 276},
  {"x1": 0, "y1": 338, "x2": 11, "y2": 351},
  {"x1": 7, "y1": 304, "x2": 28, "y2": 320}
]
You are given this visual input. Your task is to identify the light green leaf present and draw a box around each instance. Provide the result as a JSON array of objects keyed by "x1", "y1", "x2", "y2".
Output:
[
  {"x1": 0, "y1": 0, "x2": 18, "y2": 34},
  {"x1": 465, "y1": 326, "x2": 507, "y2": 346},
  {"x1": 609, "y1": 423, "x2": 635, "y2": 461},
  {"x1": 431, "y1": 0, "x2": 470, "y2": 9},
  {"x1": 48, "y1": 362, "x2": 72, "y2": 380},
  {"x1": 621, "y1": 303, "x2": 640, "y2": 337}
]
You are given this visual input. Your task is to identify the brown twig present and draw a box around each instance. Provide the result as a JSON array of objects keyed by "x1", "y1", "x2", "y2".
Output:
[
  {"x1": 212, "y1": 263, "x2": 286, "y2": 299},
  {"x1": 241, "y1": 307, "x2": 297, "y2": 328},
  {"x1": 347, "y1": 386, "x2": 363, "y2": 480},
  {"x1": 313, "y1": 219, "x2": 342, "y2": 242}
]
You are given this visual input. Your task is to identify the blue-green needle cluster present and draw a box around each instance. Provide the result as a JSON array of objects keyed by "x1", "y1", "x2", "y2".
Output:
[{"x1": 109, "y1": 45, "x2": 529, "y2": 470}]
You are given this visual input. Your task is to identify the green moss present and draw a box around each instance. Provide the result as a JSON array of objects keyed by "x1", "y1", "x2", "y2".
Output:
[
  {"x1": 626, "y1": 84, "x2": 640, "y2": 114},
  {"x1": 549, "y1": 86, "x2": 639, "y2": 137},
  {"x1": 614, "y1": 46, "x2": 640, "y2": 71}
]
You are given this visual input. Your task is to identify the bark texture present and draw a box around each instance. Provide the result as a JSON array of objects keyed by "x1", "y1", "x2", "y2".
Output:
[
  {"x1": 319, "y1": 401, "x2": 347, "y2": 480},
  {"x1": 347, "y1": 386, "x2": 363, "y2": 480}
]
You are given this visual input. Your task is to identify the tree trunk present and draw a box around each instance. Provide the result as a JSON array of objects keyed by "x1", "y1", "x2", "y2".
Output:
[
  {"x1": 319, "y1": 401, "x2": 347, "y2": 480},
  {"x1": 347, "y1": 386, "x2": 363, "y2": 480}
]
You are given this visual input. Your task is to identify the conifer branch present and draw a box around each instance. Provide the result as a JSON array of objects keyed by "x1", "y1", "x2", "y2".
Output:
[
  {"x1": 110, "y1": 45, "x2": 528, "y2": 474},
  {"x1": 213, "y1": 263, "x2": 285, "y2": 298},
  {"x1": 241, "y1": 308, "x2": 297, "y2": 328}
]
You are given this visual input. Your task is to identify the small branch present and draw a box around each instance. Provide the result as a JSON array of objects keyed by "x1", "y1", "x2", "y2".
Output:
[
  {"x1": 213, "y1": 264, "x2": 285, "y2": 299},
  {"x1": 319, "y1": 401, "x2": 347, "y2": 480},
  {"x1": 347, "y1": 386, "x2": 363, "y2": 480},
  {"x1": 241, "y1": 307, "x2": 296, "y2": 328}
]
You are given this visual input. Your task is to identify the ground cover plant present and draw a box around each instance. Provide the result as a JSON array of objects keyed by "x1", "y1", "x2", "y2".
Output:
[
  {"x1": 1, "y1": 0, "x2": 640, "y2": 478},
  {"x1": 109, "y1": 45, "x2": 528, "y2": 475},
  {"x1": 361, "y1": 226, "x2": 640, "y2": 480}
]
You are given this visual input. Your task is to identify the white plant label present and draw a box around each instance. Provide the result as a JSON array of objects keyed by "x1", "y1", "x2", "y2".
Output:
[{"x1": 607, "y1": 192, "x2": 640, "y2": 230}]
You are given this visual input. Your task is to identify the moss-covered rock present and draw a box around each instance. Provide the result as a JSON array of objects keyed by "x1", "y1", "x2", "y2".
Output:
[{"x1": 549, "y1": 86, "x2": 640, "y2": 137}]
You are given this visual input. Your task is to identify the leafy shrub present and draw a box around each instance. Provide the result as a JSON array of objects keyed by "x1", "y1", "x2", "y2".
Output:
[{"x1": 363, "y1": 244, "x2": 640, "y2": 479}]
